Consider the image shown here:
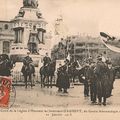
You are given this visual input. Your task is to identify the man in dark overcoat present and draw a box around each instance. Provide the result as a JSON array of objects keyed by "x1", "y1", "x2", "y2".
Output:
[
  {"x1": 83, "y1": 63, "x2": 90, "y2": 97},
  {"x1": 87, "y1": 62, "x2": 97, "y2": 103},
  {"x1": 95, "y1": 56, "x2": 110, "y2": 106},
  {"x1": 107, "y1": 62, "x2": 116, "y2": 96}
]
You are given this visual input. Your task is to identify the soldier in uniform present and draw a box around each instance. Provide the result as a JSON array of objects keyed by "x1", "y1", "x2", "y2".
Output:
[
  {"x1": 21, "y1": 51, "x2": 35, "y2": 76},
  {"x1": 43, "y1": 53, "x2": 51, "y2": 66},
  {"x1": 23, "y1": 51, "x2": 33, "y2": 65}
]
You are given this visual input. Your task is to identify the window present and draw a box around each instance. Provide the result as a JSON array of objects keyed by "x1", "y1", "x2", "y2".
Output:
[
  {"x1": 75, "y1": 49, "x2": 85, "y2": 53},
  {"x1": 3, "y1": 41, "x2": 10, "y2": 53},
  {"x1": 12, "y1": 47, "x2": 15, "y2": 50},
  {"x1": 76, "y1": 42, "x2": 85, "y2": 47},
  {"x1": 0, "y1": 28, "x2": 2, "y2": 31},
  {"x1": 4, "y1": 24, "x2": 9, "y2": 30}
]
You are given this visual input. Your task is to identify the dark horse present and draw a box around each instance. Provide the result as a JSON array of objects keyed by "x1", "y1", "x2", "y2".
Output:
[
  {"x1": 68, "y1": 64, "x2": 87, "y2": 84},
  {"x1": 68, "y1": 62, "x2": 83, "y2": 83},
  {"x1": 21, "y1": 64, "x2": 35, "y2": 89},
  {"x1": 39, "y1": 61, "x2": 56, "y2": 88}
]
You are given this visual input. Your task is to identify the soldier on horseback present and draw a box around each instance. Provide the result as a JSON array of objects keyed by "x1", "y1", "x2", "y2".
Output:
[
  {"x1": 21, "y1": 51, "x2": 35, "y2": 88},
  {"x1": 43, "y1": 53, "x2": 51, "y2": 67},
  {"x1": 22, "y1": 51, "x2": 35, "y2": 75}
]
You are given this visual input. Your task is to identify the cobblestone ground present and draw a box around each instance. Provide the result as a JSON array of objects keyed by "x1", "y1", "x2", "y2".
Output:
[{"x1": 11, "y1": 79, "x2": 120, "y2": 109}]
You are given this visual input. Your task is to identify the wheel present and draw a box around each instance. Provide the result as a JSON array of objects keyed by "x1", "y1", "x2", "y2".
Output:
[{"x1": 9, "y1": 85, "x2": 16, "y2": 108}]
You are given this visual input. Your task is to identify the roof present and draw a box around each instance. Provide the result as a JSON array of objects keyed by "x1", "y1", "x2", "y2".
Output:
[
  {"x1": 0, "y1": 20, "x2": 11, "y2": 23},
  {"x1": 67, "y1": 35, "x2": 101, "y2": 44}
]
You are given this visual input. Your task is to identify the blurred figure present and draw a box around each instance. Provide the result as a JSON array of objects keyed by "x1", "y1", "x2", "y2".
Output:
[
  {"x1": 100, "y1": 53, "x2": 106, "y2": 62},
  {"x1": 56, "y1": 60, "x2": 70, "y2": 93},
  {"x1": 88, "y1": 61, "x2": 97, "y2": 103},
  {"x1": 83, "y1": 62, "x2": 90, "y2": 97},
  {"x1": 0, "y1": 54, "x2": 13, "y2": 76},
  {"x1": 107, "y1": 62, "x2": 116, "y2": 96},
  {"x1": 88, "y1": 56, "x2": 93, "y2": 64}
]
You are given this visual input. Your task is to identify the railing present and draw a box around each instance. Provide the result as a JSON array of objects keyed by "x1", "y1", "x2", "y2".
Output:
[
  {"x1": 11, "y1": 70, "x2": 57, "y2": 86},
  {"x1": 11, "y1": 70, "x2": 82, "y2": 86}
]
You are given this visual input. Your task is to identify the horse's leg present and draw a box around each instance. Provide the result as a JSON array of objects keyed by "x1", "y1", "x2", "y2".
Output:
[
  {"x1": 47, "y1": 76, "x2": 49, "y2": 88},
  {"x1": 29, "y1": 74, "x2": 33, "y2": 88},
  {"x1": 24, "y1": 75, "x2": 27, "y2": 89},
  {"x1": 43, "y1": 75, "x2": 46, "y2": 87},
  {"x1": 40, "y1": 75, "x2": 43, "y2": 88},
  {"x1": 73, "y1": 74, "x2": 75, "y2": 83},
  {"x1": 50, "y1": 76, "x2": 53, "y2": 88}
]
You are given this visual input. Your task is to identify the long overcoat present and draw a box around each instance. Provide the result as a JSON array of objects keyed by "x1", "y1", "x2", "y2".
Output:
[
  {"x1": 95, "y1": 61, "x2": 111, "y2": 98},
  {"x1": 56, "y1": 65, "x2": 70, "y2": 89},
  {"x1": 107, "y1": 67, "x2": 116, "y2": 94}
]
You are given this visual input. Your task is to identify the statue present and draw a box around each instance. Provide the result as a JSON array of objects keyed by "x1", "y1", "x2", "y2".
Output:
[{"x1": 23, "y1": 0, "x2": 38, "y2": 8}]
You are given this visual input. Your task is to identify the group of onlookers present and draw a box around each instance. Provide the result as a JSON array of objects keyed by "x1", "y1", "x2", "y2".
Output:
[
  {"x1": 83, "y1": 55, "x2": 116, "y2": 105},
  {"x1": 56, "y1": 55, "x2": 116, "y2": 106},
  {"x1": 0, "y1": 52, "x2": 116, "y2": 106}
]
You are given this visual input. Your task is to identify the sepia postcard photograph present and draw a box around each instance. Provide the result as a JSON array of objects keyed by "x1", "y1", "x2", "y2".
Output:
[{"x1": 0, "y1": 0, "x2": 120, "y2": 120}]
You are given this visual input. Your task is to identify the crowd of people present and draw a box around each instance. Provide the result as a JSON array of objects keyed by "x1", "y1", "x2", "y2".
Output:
[{"x1": 56, "y1": 54, "x2": 116, "y2": 106}]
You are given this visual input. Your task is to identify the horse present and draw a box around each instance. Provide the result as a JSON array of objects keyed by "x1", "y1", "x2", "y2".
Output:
[
  {"x1": 68, "y1": 64, "x2": 87, "y2": 84},
  {"x1": 68, "y1": 61, "x2": 83, "y2": 83},
  {"x1": 21, "y1": 63, "x2": 35, "y2": 89},
  {"x1": 39, "y1": 61, "x2": 56, "y2": 88}
]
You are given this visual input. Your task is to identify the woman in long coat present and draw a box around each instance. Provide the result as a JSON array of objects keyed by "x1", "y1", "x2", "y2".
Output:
[
  {"x1": 56, "y1": 62, "x2": 70, "y2": 93},
  {"x1": 95, "y1": 56, "x2": 111, "y2": 106}
]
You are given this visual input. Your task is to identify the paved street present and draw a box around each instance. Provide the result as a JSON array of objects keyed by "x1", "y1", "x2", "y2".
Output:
[{"x1": 12, "y1": 79, "x2": 120, "y2": 109}]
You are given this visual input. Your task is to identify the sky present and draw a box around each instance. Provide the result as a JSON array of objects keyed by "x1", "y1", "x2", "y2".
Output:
[{"x1": 0, "y1": 0, "x2": 120, "y2": 38}]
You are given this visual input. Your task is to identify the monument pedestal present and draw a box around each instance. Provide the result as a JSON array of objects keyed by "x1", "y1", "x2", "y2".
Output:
[{"x1": 10, "y1": 1, "x2": 49, "y2": 67}]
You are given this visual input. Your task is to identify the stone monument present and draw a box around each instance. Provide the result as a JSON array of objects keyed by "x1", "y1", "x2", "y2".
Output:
[{"x1": 10, "y1": 0, "x2": 48, "y2": 66}]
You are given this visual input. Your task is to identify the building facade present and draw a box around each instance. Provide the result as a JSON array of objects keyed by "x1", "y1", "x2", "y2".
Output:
[
  {"x1": 0, "y1": 0, "x2": 52, "y2": 67},
  {"x1": 0, "y1": 21, "x2": 14, "y2": 54},
  {"x1": 51, "y1": 35, "x2": 120, "y2": 65}
]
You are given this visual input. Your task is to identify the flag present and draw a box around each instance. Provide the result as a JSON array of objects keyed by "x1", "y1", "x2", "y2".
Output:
[{"x1": 66, "y1": 53, "x2": 70, "y2": 61}]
